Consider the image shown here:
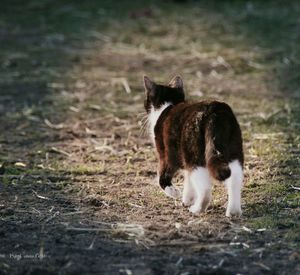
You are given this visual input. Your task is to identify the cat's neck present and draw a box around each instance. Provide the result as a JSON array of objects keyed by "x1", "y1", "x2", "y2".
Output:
[{"x1": 148, "y1": 102, "x2": 172, "y2": 142}]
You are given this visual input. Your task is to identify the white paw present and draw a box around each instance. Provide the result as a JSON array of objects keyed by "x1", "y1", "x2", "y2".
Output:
[
  {"x1": 182, "y1": 193, "x2": 195, "y2": 206},
  {"x1": 189, "y1": 203, "x2": 202, "y2": 214},
  {"x1": 164, "y1": 186, "x2": 181, "y2": 199},
  {"x1": 226, "y1": 206, "x2": 242, "y2": 217}
]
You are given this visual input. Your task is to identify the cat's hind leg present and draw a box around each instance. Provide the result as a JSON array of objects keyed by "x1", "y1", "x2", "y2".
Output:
[
  {"x1": 224, "y1": 160, "x2": 243, "y2": 217},
  {"x1": 182, "y1": 170, "x2": 196, "y2": 206},
  {"x1": 188, "y1": 167, "x2": 212, "y2": 214}
]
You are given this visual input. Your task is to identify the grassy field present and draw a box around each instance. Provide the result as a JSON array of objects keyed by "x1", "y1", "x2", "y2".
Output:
[{"x1": 0, "y1": 0, "x2": 299, "y2": 274}]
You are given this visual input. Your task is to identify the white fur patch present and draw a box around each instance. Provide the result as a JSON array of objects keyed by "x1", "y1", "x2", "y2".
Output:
[
  {"x1": 225, "y1": 160, "x2": 244, "y2": 217},
  {"x1": 188, "y1": 167, "x2": 212, "y2": 214},
  {"x1": 164, "y1": 186, "x2": 181, "y2": 199},
  {"x1": 148, "y1": 103, "x2": 171, "y2": 143},
  {"x1": 182, "y1": 170, "x2": 195, "y2": 206}
]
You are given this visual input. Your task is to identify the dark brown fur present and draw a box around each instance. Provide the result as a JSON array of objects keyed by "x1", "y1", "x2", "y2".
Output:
[{"x1": 144, "y1": 76, "x2": 243, "y2": 191}]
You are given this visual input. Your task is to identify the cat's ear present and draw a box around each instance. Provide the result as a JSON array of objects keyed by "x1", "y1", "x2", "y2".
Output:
[
  {"x1": 143, "y1": 75, "x2": 156, "y2": 94},
  {"x1": 168, "y1": 75, "x2": 183, "y2": 89}
]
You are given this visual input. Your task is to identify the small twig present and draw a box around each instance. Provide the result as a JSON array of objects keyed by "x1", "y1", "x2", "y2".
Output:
[
  {"x1": 135, "y1": 239, "x2": 150, "y2": 249},
  {"x1": 230, "y1": 242, "x2": 250, "y2": 248},
  {"x1": 242, "y1": 226, "x2": 253, "y2": 233},
  {"x1": 32, "y1": 207, "x2": 42, "y2": 215},
  {"x1": 128, "y1": 203, "x2": 144, "y2": 208},
  {"x1": 94, "y1": 145, "x2": 117, "y2": 154},
  {"x1": 247, "y1": 61, "x2": 264, "y2": 70},
  {"x1": 45, "y1": 211, "x2": 59, "y2": 223},
  {"x1": 88, "y1": 104, "x2": 102, "y2": 111},
  {"x1": 66, "y1": 227, "x2": 111, "y2": 232},
  {"x1": 39, "y1": 243, "x2": 45, "y2": 260},
  {"x1": 33, "y1": 190, "x2": 51, "y2": 201},
  {"x1": 44, "y1": 118, "x2": 64, "y2": 130},
  {"x1": 291, "y1": 185, "x2": 300, "y2": 191},
  {"x1": 14, "y1": 162, "x2": 26, "y2": 168},
  {"x1": 49, "y1": 147, "x2": 71, "y2": 157},
  {"x1": 230, "y1": 242, "x2": 241, "y2": 246},
  {"x1": 254, "y1": 262, "x2": 271, "y2": 271},
  {"x1": 242, "y1": 243, "x2": 250, "y2": 249},
  {"x1": 111, "y1": 77, "x2": 131, "y2": 94},
  {"x1": 256, "y1": 228, "x2": 267, "y2": 232},
  {"x1": 88, "y1": 31, "x2": 111, "y2": 42},
  {"x1": 87, "y1": 235, "x2": 97, "y2": 250},
  {"x1": 69, "y1": 106, "x2": 80, "y2": 113},
  {"x1": 218, "y1": 259, "x2": 225, "y2": 268},
  {"x1": 62, "y1": 211, "x2": 85, "y2": 216},
  {"x1": 121, "y1": 78, "x2": 131, "y2": 94},
  {"x1": 175, "y1": 257, "x2": 183, "y2": 266}
]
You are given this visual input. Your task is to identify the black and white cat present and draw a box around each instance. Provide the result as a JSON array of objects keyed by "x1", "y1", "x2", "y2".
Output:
[{"x1": 143, "y1": 75, "x2": 244, "y2": 217}]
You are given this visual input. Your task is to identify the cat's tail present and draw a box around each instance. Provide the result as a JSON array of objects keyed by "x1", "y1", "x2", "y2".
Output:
[{"x1": 205, "y1": 114, "x2": 231, "y2": 181}]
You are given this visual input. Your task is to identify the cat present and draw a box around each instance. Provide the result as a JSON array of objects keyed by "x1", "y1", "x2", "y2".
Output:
[{"x1": 143, "y1": 75, "x2": 244, "y2": 217}]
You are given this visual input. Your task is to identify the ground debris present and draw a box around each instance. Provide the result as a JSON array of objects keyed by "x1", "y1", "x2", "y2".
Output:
[
  {"x1": 254, "y1": 262, "x2": 271, "y2": 271},
  {"x1": 44, "y1": 118, "x2": 65, "y2": 130},
  {"x1": 49, "y1": 146, "x2": 71, "y2": 157},
  {"x1": 33, "y1": 190, "x2": 51, "y2": 201}
]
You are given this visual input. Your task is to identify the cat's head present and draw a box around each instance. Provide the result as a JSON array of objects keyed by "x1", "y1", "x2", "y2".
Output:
[{"x1": 143, "y1": 76, "x2": 185, "y2": 113}]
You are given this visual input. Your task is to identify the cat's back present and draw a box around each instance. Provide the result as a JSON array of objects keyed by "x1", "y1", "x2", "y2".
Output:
[
  {"x1": 168, "y1": 99, "x2": 235, "y2": 123},
  {"x1": 156, "y1": 100, "x2": 238, "y2": 141}
]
